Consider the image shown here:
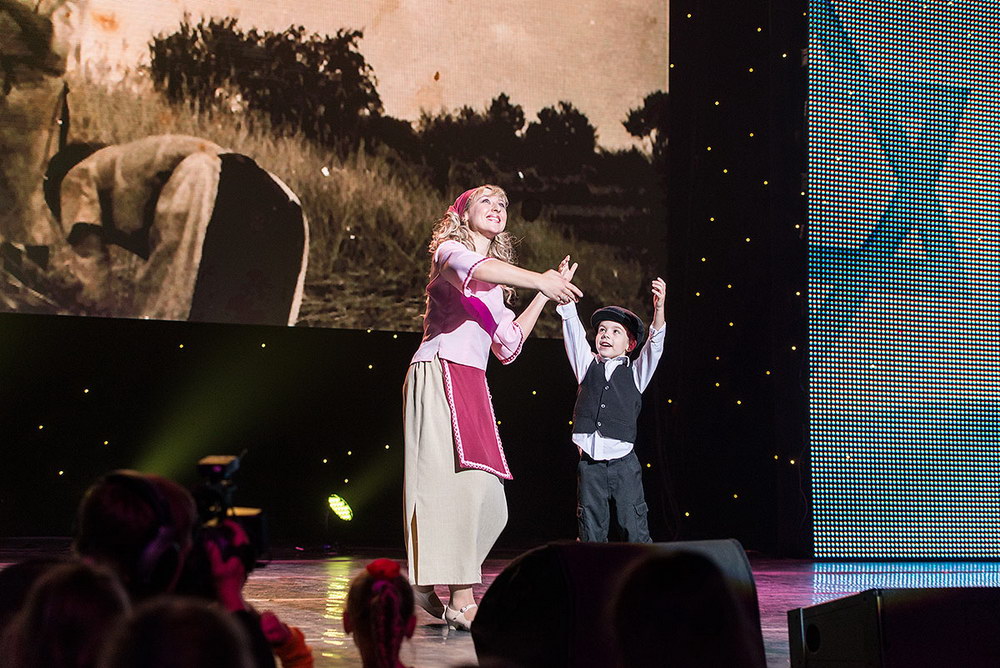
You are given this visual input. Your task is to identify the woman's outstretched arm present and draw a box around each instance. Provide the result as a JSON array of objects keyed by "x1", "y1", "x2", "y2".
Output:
[{"x1": 472, "y1": 259, "x2": 582, "y2": 304}]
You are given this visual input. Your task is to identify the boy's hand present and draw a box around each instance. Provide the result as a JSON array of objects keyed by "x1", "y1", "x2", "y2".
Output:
[
  {"x1": 651, "y1": 277, "x2": 666, "y2": 308},
  {"x1": 651, "y1": 277, "x2": 666, "y2": 329},
  {"x1": 538, "y1": 269, "x2": 582, "y2": 304},
  {"x1": 558, "y1": 254, "x2": 579, "y2": 281},
  {"x1": 539, "y1": 255, "x2": 581, "y2": 305}
]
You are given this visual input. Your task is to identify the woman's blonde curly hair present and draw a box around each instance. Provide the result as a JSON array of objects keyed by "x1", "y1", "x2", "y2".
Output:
[{"x1": 428, "y1": 184, "x2": 517, "y2": 302}]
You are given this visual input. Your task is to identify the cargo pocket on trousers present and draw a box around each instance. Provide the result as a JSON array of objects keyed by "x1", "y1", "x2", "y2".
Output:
[{"x1": 634, "y1": 501, "x2": 649, "y2": 517}]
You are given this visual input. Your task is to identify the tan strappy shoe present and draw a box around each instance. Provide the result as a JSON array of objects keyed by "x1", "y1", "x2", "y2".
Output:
[{"x1": 444, "y1": 603, "x2": 477, "y2": 631}]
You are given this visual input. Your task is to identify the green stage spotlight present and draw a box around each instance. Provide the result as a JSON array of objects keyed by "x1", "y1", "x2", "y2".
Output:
[{"x1": 328, "y1": 493, "x2": 354, "y2": 521}]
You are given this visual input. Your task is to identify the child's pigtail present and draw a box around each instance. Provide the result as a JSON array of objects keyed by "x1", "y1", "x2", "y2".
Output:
[{"x1": 371, "y1": 580, "x2": 402, "y2": 668}]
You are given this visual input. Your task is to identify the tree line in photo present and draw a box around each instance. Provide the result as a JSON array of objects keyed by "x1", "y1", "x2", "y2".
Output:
[{"x1": 149, "y1": 17, "x2": 668, "y2": 255}]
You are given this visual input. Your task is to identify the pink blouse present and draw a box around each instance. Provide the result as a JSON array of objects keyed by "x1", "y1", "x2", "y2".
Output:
[{"x1": 411, "y1": 240, "x2": 524, "y2": 370}]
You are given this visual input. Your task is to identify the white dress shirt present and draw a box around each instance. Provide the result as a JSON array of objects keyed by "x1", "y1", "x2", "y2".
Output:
[{"x1": 556, "y1": 302, "x2": 665, "y2": 461}]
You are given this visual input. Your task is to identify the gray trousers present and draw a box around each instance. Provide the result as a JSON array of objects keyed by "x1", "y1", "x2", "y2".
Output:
[{"x1": 577, "y1": 450, "x2": 651, "y2": 542}]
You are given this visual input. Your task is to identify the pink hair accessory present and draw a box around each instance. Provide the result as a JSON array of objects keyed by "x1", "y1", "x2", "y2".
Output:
[
  {"x1": 366, "y1": 558, "x2": 401, "y2": 580},
  {"x1": 447, "y1": 188, "x2": 478, "y2": 219}
]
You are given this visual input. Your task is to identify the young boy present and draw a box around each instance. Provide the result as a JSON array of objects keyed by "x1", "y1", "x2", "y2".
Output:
[{"x1": 556, "y1": 270, "x2": 666, "y2": 542}]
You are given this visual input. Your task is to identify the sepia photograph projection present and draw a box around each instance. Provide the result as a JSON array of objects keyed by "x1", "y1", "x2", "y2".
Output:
[{"x1": 0, "y1": 0, "x2": 668, "y2": 333}]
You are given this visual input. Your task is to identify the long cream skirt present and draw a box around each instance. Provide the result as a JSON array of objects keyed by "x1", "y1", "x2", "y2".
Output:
[{"x1": 403, "y1": 359, "x2": 508, "y2": 586}]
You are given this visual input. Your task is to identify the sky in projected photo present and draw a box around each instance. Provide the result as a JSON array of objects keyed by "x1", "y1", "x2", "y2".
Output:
[
  {"x1": 1, "y1": 0, "x2": 668, "y2": 332},
  {"x1": 79, "y1": 0, "x2": 668, "y2": 151}
]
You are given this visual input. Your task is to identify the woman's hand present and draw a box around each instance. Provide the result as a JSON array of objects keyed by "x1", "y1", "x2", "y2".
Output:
[{"x1": 537, "y1": 268, "x2": 582, "y2": 304}]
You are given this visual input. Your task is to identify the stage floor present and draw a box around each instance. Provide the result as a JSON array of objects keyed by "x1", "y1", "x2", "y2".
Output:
[
  {"x1": 244, "y1": 555, "x2": 1000, "y2": 667},
  {"x1": 4, "y1": 541, "x2": 1000, "y2": 667}
]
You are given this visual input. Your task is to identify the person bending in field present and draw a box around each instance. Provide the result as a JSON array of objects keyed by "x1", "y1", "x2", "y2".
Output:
[{"x1": 40, "y1": 135, "x2": 308, "y2": 325}]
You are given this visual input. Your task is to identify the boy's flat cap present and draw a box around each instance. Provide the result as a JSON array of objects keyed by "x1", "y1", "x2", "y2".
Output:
[{"x1": 591, "y1": 306, "x2": 646, "y2": 350}]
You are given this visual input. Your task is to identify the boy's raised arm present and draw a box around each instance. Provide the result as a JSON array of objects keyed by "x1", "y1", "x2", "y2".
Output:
[
  {"x1": 554, "y1": 255, "x2": 592, "y2": 383},
  {"x1": 557, "y1": 301, "x2": 594, "y2": 384},
  {"x1": 634, "y1": 277, "x2": 667, "y2": 392}
]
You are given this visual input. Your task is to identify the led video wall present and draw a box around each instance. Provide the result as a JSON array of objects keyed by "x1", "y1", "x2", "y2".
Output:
[
  {"x1": 0, "y1": 0, "x2": 667, "y2": 334},
  {"x1": 809, "y1": 0, "x2": 1000, "y2": 557}
]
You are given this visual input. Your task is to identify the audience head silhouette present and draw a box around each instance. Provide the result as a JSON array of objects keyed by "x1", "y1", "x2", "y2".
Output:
[
  {"x1": 2, "y1": 561, "x2": 130, "y2": 668},
  {"x1": 612, "y1": 550, "x2": 765, "y2": 668},
  {"x1": 73, "y1": 470, "x2": 196, "y2": 599},
  {"x1": 99, "y1": 596, "x2": 254, "y2": 668}
]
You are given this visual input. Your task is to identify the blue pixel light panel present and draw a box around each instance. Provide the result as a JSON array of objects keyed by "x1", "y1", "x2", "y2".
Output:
[{"x1": 809, "y1": 0, "x2": 1000, "y2": 557}]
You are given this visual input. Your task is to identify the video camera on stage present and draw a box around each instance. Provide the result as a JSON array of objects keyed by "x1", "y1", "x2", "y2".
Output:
[{"x1": 192, "y1": 452, "x2": 267, "y2": 573}]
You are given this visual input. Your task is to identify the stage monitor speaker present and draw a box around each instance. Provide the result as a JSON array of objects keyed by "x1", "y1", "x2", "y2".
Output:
[
  {"x1": 471, "y1": 539, "x2": 765, "y2": 668},
  {"x1": 788, "y1": 587, "x2": 1000, "y2": 668}
]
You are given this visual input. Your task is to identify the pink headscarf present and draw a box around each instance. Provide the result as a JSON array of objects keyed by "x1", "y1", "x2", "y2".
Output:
[{"x1": 447, "y1": 188, "x2": 478, "y2": 219}]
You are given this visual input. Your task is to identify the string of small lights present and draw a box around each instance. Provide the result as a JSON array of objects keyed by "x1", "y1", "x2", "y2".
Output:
[{"x1": 666, "y1": 0, "x2": 808, "y2": 554}]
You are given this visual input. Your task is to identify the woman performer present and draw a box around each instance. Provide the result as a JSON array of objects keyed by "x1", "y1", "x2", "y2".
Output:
[{"x1": 403, "y1": 184, "x2": 581, "y2": 631}]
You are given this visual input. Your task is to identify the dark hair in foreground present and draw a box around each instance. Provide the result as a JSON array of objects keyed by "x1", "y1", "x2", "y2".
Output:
[
  {"x1": 612, "y1": 551, "x2": 765, "y2": 668},
  {"x1": 99, "y1": 596, "x2": 254, "y2": 668},
  {"x1": 0, "y1": 556, "x2": 68, "y2": 635},
  {"x1": 73, "y1": 470, "x2": 196, "y2": 600},
  {"x1": 2, "y1": 561, "x2": 130, "y2": 668}
]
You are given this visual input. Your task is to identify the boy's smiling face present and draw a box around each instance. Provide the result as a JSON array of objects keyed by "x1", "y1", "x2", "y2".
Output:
[{"x1": 595, "y1": 320, "x2": 632, "y2": 359}]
